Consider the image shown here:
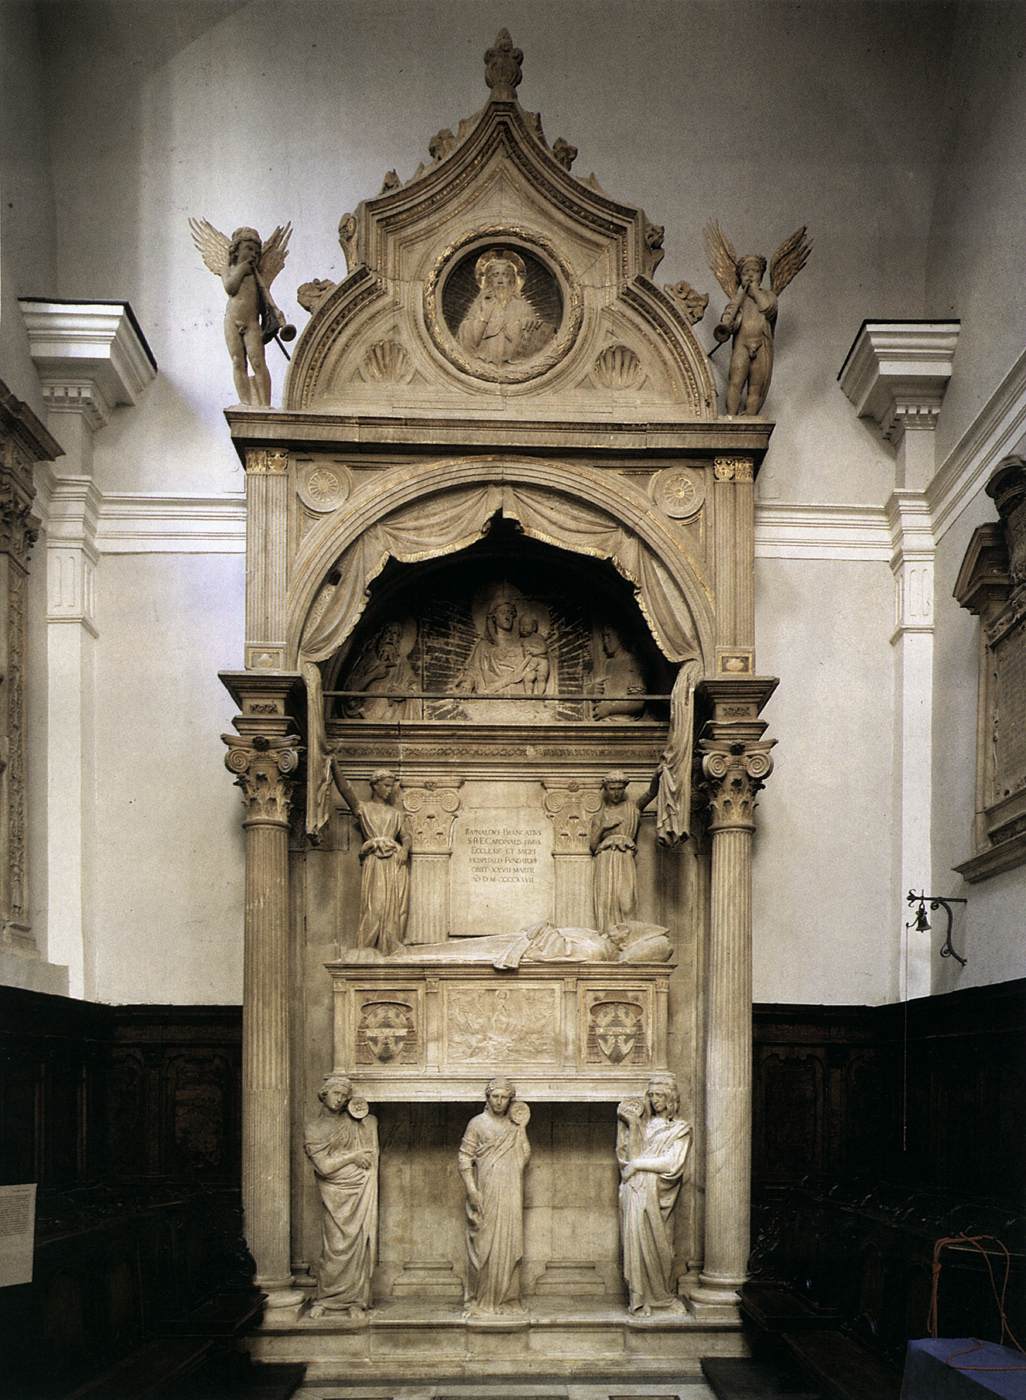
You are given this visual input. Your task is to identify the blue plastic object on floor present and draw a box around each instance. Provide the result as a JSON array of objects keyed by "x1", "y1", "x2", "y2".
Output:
[{"x1": 902, "y1": 1339, "x2": 1026, "y2": 1399}]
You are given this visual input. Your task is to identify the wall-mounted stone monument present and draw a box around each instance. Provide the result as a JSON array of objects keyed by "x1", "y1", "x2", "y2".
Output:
[{"x1": 218, "y1": 28, "x2": 781, "y2": 1380}]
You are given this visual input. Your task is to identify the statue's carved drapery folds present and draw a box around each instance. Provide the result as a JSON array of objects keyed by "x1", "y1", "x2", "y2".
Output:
[
  {"x1": 331, "y1": 765, "x2": 410, "y2": 954},
  {"x1": 590, "y1": 771, "x2": 657, "y2": 934},
  {"x1": 304, "y1": 1074, "x2": 378, "y2": 1317},
  {"x1": 458, "y1": 1078, "x2": 531, "y2": 1315},
  {"x1": 617, "y1": 1074, "x2": 691, "y2": 1316}
]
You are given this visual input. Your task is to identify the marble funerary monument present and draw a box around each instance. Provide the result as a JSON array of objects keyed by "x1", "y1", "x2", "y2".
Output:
[{"x1": 215, "y1": 30, "x2": 783, "y2": 1379}]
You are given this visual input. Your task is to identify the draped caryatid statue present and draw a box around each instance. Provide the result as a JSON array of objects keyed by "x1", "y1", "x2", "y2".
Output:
[
  {"x1": 590, "y1": 770, "x2": 658, "y2": 934},
  {"x1": 616, "y1": 1073, "x2": 691, "y2": 1317},
  {"x1": 304, "y1": 1074, "x2": 379, "y2": 1318},
  {"x1": 457, "y1": 1077, "x2": 531, "y2": 1316},
  {"x1": 331, "y1": 765, "x2": 410, "y2": 954}
]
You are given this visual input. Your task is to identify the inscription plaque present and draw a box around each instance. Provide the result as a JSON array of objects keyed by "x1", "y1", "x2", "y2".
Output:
[{"x1": 451, "y1": 808, "x2": 553, "y2": 935}]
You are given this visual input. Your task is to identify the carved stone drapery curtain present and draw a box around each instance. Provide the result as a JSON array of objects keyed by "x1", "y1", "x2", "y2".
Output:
[{"x1": 301, "y1": 483, "x2": 703, "y2": 845}]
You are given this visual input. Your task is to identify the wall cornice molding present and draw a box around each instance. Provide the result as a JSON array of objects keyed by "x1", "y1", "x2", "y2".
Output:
[
  {"x1": 928, "y1": 344, "x2": 1026, "y2": 542},
  {"x1": 753, "y1": 502, "x2": 890, "y2": 560},
  {"x1": 94, "y1": 493, "x2": 247, "y2": 553},
  {"x1": 838, "y1": 320, "x2": 960, "y2": 444},
  {"x1": 19, "y1": 300, "x2": 157, "y2": 431},
  {"x1": 29, "y1": 490, "x2": 899, "y2": 561}
]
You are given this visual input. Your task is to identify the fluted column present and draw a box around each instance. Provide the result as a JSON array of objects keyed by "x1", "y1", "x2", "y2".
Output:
[
  {"x1": 542, "y1": 780, "x2": 602, "y2": 926},
  {"x1": 221, "y1": 671, "x2": 304, "y2": 1306},
  {"x1": 687, "y1": 676, "x2": 776, "y2": 1317}
]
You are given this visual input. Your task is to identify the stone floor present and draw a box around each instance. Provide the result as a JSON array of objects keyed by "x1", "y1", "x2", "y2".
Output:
[{"x1": 292, "y1": 1382, "x2": 717, "y2": 1400}]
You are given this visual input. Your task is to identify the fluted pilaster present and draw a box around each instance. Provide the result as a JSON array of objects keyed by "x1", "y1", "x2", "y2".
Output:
[
  {"x1": 244, "y1": 449, "x2": 290, "y2": 671},
  {"x1": 402, "y1": 781, "x2": 463, "y2": 942},
  {"x1": 542, "y1": 781, "x2": 602, "y2": 927}
]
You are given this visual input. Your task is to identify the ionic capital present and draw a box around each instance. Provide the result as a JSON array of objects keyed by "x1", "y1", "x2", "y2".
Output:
[
  {"x1": 223, "y1": 733, "x2": 302, "y2": 826},
  {"x1": 700, "y1": 740, "x2": 774, "y2": 832},
  {"x1": 401, "y1": 780, "x2": 464, "y2": 853},
  {"x1": 542, "y1": 780, "x2": 603, "y2": 853}
]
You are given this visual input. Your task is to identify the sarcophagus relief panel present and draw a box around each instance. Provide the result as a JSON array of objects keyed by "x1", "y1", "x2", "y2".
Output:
[
  {"x1": 443, "y1": 982, "x2": 561, "y2": 1067},
  {"x1": 327, "y1": 961, "x2": 672, "y2": 1100}
]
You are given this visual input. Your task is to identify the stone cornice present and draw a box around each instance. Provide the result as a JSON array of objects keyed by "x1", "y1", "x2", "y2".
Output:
[
  {"x1": 0, "y1": 382, "x2": 63, "y2": 466},
  {"x1": 224, "y1": 408, "x2": 774, "y2": 462},
  {"x1": 929, "y1": 344, "x2": 1026, "y2": 541},
  {"x1": 19, "y1": 300, "x2": 157, "y2": 431},
  {"x1": 838, "y1": 320, "x2": 959, "y2": 443}
]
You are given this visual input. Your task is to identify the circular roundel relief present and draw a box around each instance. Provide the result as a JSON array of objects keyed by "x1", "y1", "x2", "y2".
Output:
[
  {"x1": 297, "y1": 459, "x2": 352, "y2": 514},
  {"x1": 424, "y1": 227, "x2": 582, "y2": 384},
  {"x1": 652, "y1": 466, "x2": 706, "y2": 520}
]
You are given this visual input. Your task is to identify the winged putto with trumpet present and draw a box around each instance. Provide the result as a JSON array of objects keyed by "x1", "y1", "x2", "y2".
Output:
[
  {"x1": 704, "y1": 222, "x2": 812, "y2": 416},
  {"x1": 188, "y1": 218, "x2": 294, "y2": 407}
]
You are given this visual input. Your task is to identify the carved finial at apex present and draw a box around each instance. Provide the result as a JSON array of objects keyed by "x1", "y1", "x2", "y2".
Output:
[
  {"x1": 704, "y1": 220, "x2": 812, "y2": 415},
  {"x1": 485, "y1": 29, "x2": 523, "y2": 100}
]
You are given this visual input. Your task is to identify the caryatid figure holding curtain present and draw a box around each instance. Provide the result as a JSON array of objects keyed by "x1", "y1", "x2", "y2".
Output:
[
  {"x1": 589, "y1": 770, "x2": 659, "y2": 934},
  {"x1": 304, "y1": 1074, "x2": 379, "y2": 1318},
  {"x1": 331, "y1": 763, "x2": 410, "y2": 954},
  {"x1": 457, "y1": 1077, "x2": 531, "y2": 1316},
  {"x1": 616, "y1": 1073, "x2": 691, "y2": 1316}
]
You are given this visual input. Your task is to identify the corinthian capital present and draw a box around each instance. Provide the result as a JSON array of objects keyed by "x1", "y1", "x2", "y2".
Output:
[
  {"x1": 699, "y1": 740, "x2": 774, "y2": 832},
  {"x1": 223, "y1": 733, "x2": 302, "y2": 825}
]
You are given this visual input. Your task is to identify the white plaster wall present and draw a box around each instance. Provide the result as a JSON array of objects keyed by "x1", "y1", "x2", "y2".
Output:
[
  {"x1": 7, "y1": 0, "x2": 1024, "y2": 1005},
  {"x1": 926, "y1": 0, "x2": 1026, "y2": 464},
  {"x1": 930, "y1": 492, "x2": 1026, "y2": 994},
  {"x1": 36, "y1": 0, "x2": 956, "y2": 504},
  {"x1": 0, "y1": 0, "x2": 56, "y2": 414},
  {"x1": 754, "y1": 556, "x2": 896, "y2": 1004},
  {"x1": 89, "y1": 552, "x2": 245, "y2": 1003}
]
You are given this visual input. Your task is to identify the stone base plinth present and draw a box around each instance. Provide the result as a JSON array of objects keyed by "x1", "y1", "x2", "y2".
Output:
[
  {"x1": 532, "y1": 1260, "x2": 608, "y2": 1296},
  {"x1": 246, "y1": 1296, "x2": 746, "y2": 1381},
  {"x1": 391, "y1": 1258, "x2": 463, "y2": 1298}
]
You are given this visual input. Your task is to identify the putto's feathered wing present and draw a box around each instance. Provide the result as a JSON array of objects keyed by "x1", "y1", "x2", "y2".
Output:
[
  {"x1": 769, "y1": 226, "x2": 812, "y2": 295},
  {"x1": 259, "y1": 223, "x2": 293, "y2": 287},
  {"x1": 188, "y1": 217, "x2": 230, "y2": 278},
  {"x1": 704, "y1": 221, "x2": 740, "y2": 298}
]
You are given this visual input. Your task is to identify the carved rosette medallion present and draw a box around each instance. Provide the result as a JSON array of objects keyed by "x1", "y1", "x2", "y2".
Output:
[
  {"x1": 423, "y1": 226, "x2": 582, "y2": 384},
  {"x1": 652, "y1": 467, "x2": 707, "y2": 521},
  {"x1": 699, "y1": 740, "x2": 774, "y2": 832},
  {"x1": 223, "y1": 734, "x2": 301, "y2": 825},
  {"x1": 297, "y1": 458, "x2": 352, "y2": 514}
]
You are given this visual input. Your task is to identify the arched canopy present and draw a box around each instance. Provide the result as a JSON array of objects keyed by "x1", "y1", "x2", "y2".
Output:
[
  {"x1": 289, "y1": 458, "x2": 714, "y2": 670},
  {"x1": 293, "y1": 458, "x2": 712, "y2": 845}
]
